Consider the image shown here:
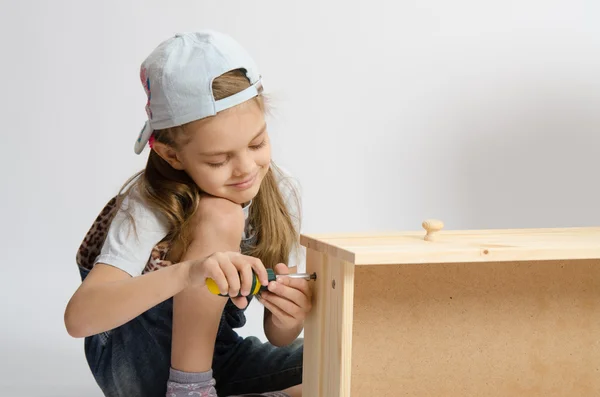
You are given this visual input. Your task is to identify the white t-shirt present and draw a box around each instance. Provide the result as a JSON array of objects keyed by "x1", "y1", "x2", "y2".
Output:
[{"x1": 94, "y1": 166, "x2": 305, "y2": 277}]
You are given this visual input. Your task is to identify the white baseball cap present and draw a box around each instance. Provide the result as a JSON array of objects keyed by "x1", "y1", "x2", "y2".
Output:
[{"x1": 134, "y1": 30, "x2": 263, "y2": 154}]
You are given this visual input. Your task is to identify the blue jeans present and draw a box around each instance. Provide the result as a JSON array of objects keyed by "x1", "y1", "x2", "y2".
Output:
[{"x1": 79, "y1": 267, "x2": 303, "y2": 397}]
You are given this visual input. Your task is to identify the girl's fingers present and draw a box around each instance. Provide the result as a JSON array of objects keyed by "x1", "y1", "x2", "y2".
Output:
[
  {"x1": 236, "y1": 260, "x2": 254, "y2": 296},
  {"x1": 203, "y1": 257, "x2": 228, "y2": 295},
  {"x1": 261, "y1": 290, "x2": 302, "y2": 318},
  {"x1": 231, "y1": 296, "x2": 249, "y2": 309},
  {"x1": 244, "y1": 255, "x2": 269, "y2": 286},
  {"x1": 215, "y1": 253, "x2": 240, "y2": 297},
  {"x1": 283, "y1": 277, "x2": 312, "y2": 298},
  {"x1": 259, "y1": 294, "x2": 294, "y2": 322},
  {"x1": 268, "y1": 280, "x2": 310, "y2": 311}
]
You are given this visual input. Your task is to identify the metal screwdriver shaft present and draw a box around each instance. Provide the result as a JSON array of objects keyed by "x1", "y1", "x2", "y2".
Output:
[{"x1": 206, "y1": 270, "x2": 317, "y2": 297}]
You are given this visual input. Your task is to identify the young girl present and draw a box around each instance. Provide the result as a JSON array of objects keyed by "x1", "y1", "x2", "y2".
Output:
[{"x1": 64, "y1": 30, "x2": 310, "y2": 397}]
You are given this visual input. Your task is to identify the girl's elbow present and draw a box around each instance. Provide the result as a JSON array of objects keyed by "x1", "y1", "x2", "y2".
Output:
[
  {"x1": 64, "y1": 316, "x2": 82, "y2": 338},
  {"x1": 64, "y1": 300, "x2": 89, "y2": 338}
]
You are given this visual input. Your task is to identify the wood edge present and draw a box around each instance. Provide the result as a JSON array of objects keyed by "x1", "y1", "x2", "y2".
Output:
[
  {"x1": 302, "y1": 248, "x2": 325, "y2": 396},
  {"x1": 352, "y1": 248, "x2": 600, "y2": 265},
  {"x1": 300, "y1": 234, "x2": 358, "y2": 264},
  {"x1": 302, "y1": 226, "x2": 600, "y2": 241}
]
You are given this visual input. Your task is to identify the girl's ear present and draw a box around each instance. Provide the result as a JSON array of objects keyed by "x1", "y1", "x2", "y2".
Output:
[{"x1": 152, "y1": 142, "x2": 185, "y2": 170}]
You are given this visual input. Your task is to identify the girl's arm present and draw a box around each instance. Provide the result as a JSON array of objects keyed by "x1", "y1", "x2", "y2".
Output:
[
  {"x1": 64, "y1": 261, "x2": 192, "y2": 338},
  {"x1": 264, "y1": 312, "x2": 304, "y2": 347},
  {"x1": 64, "y1": 195, "x2": 268, "y2": 360},
  {"x1": 64, "y1": 205, "x2": 267, "y2": 342},
  {"x1": 261, "y1": 264, "x2": 312, "y2": 347},
  {"x1": 263, "y1": 265, "x2": 305, "y2": 346}
]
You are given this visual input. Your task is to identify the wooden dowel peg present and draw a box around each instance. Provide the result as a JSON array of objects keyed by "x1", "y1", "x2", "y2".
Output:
[{"x1": 422, "y1": 219, "x2": 444, "y2": 241}]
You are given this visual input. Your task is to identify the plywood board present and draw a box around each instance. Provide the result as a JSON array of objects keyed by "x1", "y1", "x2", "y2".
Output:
[
  {"x1": 302, "y1": 248, "x2": 325, "y2": 396},
  {"x1": 303, "y1": 248, "x2": 355, "y2": 396},
  {"x1": 350, "y1": 259, "x2": 600, "y2": 396},
  {"x1": 301, "y1": 227, "x2": 600, "y2": 265}
]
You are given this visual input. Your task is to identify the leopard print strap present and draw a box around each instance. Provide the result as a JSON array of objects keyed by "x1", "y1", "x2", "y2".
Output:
[{"x1": 76, "y1": 196, "x2": 174, "y2": 275}]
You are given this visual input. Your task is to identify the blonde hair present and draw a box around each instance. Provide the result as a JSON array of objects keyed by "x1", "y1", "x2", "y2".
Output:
[{"x1": 117, "y1": 70, "x2": 299, "y2": 268}]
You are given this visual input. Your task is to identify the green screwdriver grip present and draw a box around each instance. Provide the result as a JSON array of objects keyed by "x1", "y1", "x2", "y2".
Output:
[{"x1": 206, "y1": 268, "x2": 276, "y2": 297}]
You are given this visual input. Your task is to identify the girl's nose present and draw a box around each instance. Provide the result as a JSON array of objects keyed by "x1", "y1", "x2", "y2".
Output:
[{"x1": 232, "y1": 153, "x2": 255, "y2": 176}]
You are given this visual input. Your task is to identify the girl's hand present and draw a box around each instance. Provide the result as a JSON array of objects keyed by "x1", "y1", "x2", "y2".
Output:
[
  {"x1": 185, "y1": 252, "x2": 269, "y2": 309},
  {"x1": 258, "y1": 263, "x2": 313, "y2": 330}
]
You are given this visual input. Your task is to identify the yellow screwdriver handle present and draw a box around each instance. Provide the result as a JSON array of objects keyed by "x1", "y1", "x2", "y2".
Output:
[
  {"x1": 205, "y1": 278, "x2": 223, "y2": 295},
  {"x1": 206, "y1": 269, "x2": 274, "y2": 297}
]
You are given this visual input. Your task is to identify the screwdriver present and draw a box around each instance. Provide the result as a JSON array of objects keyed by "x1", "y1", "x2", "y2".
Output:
[{"x1": 206, "y1": 269, "x2": 317, "y2": 297}]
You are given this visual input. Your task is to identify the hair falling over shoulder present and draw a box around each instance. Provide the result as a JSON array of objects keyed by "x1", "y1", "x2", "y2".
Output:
[{"x1": 116, "y1": 70, "x2": 299, "y2": 269}]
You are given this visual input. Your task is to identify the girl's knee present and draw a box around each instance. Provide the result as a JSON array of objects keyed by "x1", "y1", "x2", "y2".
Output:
[{"x1": 195, "y1": 196, "x2": 246, "y2": 239}]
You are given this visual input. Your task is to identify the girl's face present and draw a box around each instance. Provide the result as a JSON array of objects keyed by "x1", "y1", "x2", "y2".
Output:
[{"x1": 161, "y1": 100, "x2": 271, "y2": 205}]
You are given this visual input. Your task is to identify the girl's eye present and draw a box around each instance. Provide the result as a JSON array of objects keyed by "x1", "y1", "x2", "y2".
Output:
[
  {"x1": 250, "y1": 140, "x2": 266, "y2": 150},
  {"x1": 207, "y1": 158, "x2": 228, "y2": 168}
]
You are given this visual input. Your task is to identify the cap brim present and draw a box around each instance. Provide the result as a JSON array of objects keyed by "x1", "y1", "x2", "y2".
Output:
[{"x1": 134, "y1": 121, "x2": 153, "y2": 155}]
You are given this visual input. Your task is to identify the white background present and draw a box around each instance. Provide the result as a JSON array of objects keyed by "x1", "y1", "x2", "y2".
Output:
[{"x1": 2, "y1": 0, "x2": 599, "y2": 395}]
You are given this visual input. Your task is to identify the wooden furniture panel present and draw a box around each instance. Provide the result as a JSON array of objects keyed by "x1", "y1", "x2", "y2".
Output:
[{"x1": 300, "y1": 223, "x2": 600, "y2": 396}]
